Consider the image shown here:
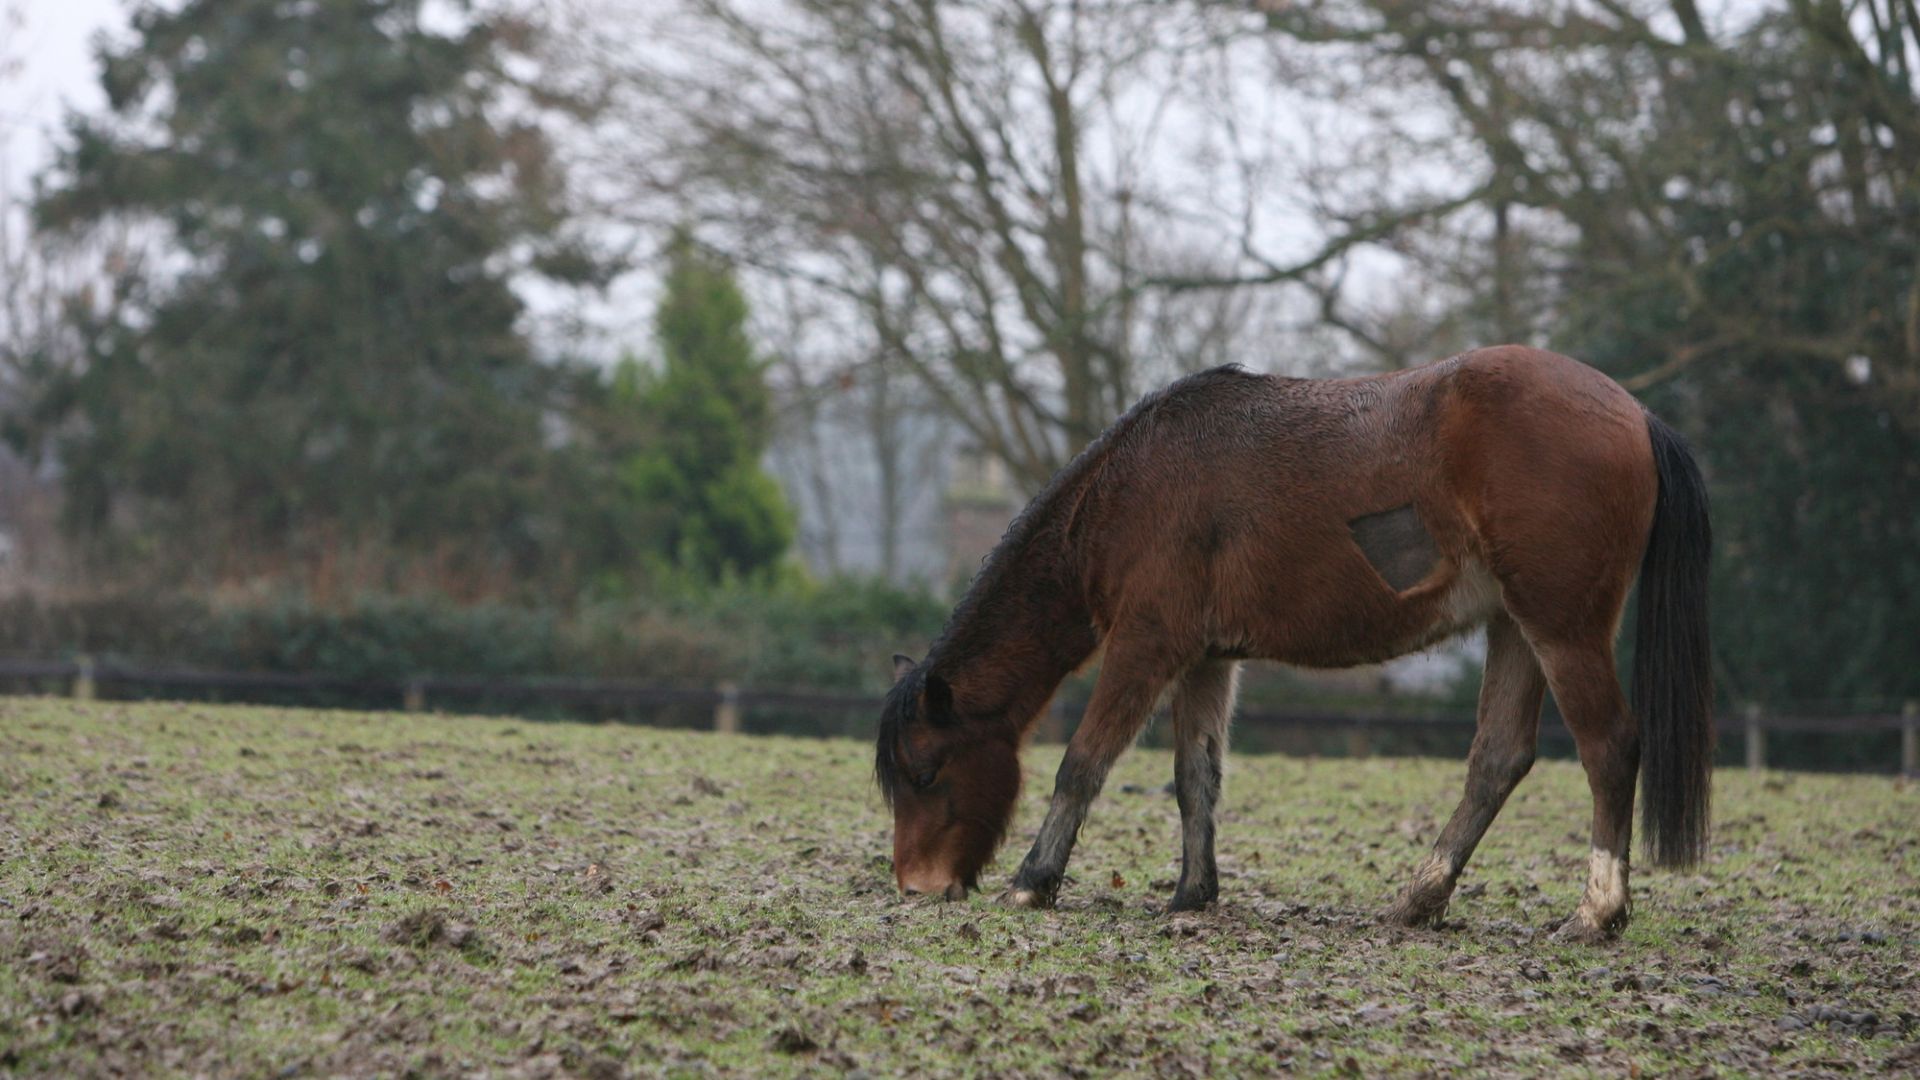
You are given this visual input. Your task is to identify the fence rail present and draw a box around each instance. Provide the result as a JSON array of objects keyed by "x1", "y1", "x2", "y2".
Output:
[{"x1": 1, "y1": 656, "x2": 1913, "y2": 774}]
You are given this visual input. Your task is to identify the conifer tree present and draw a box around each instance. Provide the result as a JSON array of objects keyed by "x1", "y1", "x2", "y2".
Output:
[
  {"x1": 619, "y1": 234, "x2": 793, "y2": 581},
  {"x1": 30, "y1": 0, "x2": 600, "y2": 582}
]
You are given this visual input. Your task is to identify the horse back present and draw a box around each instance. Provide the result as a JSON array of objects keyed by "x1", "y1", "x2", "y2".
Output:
[{"x1": 1072, "y1": 347, "x2": 1656, "y2": 667}]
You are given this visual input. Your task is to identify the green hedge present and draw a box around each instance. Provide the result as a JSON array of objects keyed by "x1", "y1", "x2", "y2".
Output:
[
  {"x1": 0, "y1": 578, "x2": 949, "y2": 694},
  {"x1": 0, "y1": 583, "x2": 1523, "y2": 753}
]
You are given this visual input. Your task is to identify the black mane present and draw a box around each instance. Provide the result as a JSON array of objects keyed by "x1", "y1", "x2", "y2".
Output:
[{"x1": 874, "y1": 665, "x2": 924, "y2": 807}]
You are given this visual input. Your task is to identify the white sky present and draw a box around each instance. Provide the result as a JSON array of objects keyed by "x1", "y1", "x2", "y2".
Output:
[
  {"x1": 1, "y1": 0, "x2": 1777, "y2": 370},
  {"x1": 1, "y1": 0, "x2": 1449, "y2": 369},
  {"x1": 1, "y1": 0, "x2": 123, "y2": 196},
  {"x1": 0, "y1": 0, "x2": 649, "y2": 361}
]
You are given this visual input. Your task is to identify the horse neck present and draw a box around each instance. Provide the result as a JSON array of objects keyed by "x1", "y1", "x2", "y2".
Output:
[{"x1": 930, "y1": 545, "x2": 1095, "y2": 736}]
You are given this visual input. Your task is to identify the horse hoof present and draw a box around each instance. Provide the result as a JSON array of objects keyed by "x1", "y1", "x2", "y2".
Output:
[
  {"x1": 1380, "y1": 894, "x2": 1449, "y2": 930},
  {"x1": 1549, "y1": 912, "x2": 1621, "y2": 945},
  {"x1": 1167, "y1": 890, "x2": 1217, "y2": 914},
  {"x1": 1001, "y1": 887, "x2": 1052, "y2": 910}
]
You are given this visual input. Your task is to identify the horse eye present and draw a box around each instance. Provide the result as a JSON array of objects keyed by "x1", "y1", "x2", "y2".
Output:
[
  {"x1": 890, "y1": 736, "x2": 937, "y2": 790},
  {"x1": 903, "y1": 750, "x2": 944, "y2": 791}
]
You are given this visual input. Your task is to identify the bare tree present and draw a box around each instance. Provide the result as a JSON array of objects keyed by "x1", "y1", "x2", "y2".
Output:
[
  {"x1": 0, "y1": 2, "x2": 155, "y2": 465},
  {"x1": 0, "y1": 0, "x2": 76, "y2": 587},
  {"x1": 564, "y1": 0, "x2": 1461, "y2": 488},
  {"x1": 761, "y1": 274, "x2": 950, "y2": 583},
  {"x1": 1231, "y1": 0, "x2": 1920, "y2": 419}
]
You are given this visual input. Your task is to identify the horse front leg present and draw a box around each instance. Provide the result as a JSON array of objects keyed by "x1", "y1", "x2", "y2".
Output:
[
  {"x1": 1169, "y1": 659, "x2": 1239, "y2": 912},
  {"x1": 1004, "y1": 642, "x2": 1174, "y2": 909}
]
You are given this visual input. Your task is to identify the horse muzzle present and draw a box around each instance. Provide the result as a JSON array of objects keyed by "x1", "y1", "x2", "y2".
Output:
[{"x1": 897, "y1": 874, "x2": 969, "y2": 901}]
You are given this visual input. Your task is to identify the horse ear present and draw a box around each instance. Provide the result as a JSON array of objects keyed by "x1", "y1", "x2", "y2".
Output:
[
  {"x1": 897, "y1": 671, "x2": 958, "y2": 786},
  {"x1": 892, "y1": 654, "x2": 916, "y2": 682}
]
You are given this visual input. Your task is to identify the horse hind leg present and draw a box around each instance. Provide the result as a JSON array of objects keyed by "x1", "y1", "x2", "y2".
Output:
[
  {"x1": 1534, "y1": 638, "x2": 1640, "y2": 942},
  {"x1": 1384, "y1": 612, "x2": 1546, "y2": 928},
  {"x1": 1168, "y1": 659, "x2": 1239, "y2": 912}
]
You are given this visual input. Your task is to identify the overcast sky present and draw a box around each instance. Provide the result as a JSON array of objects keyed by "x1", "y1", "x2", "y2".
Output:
[
  {"x1": 2, "y1": 0, "x2": 125, "y2": 196},
  {"x1": 1, "y1": 0, "x2": 1771, "y2": 370},
  {"x1": 1, "y1": 0, "x2": 650, "y2": 360}
]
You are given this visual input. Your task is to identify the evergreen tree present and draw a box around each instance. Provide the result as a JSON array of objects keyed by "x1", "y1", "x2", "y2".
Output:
[
  {"x1": 28, "y1": 0, "x2": 602, "y2": 585},
  {"x1": 619, "y1": 235, "x2": 792, "y2": 581}
]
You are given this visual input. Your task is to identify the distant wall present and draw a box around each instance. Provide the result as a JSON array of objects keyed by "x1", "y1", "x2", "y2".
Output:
[
  {"x1": 766, "y1": 385, "x2": 955, "y2": 589},
  {"x1": 0, "y1": 448, "x2": 62, "y2": 594}
]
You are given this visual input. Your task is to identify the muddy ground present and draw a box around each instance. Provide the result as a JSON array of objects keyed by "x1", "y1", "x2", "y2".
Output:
[{"x1": 2, "y1": 698, "x2": 1916, "y2": 1077}]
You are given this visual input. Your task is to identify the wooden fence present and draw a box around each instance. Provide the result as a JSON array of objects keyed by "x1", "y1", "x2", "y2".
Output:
[{"x1": 1, "y1": 656, "x2": 1913, "y2": 774}]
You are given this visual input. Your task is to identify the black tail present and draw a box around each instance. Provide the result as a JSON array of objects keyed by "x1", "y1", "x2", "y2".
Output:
[{"x1": 1634, "y1": 412, "x2": 1715, "y2": 869}]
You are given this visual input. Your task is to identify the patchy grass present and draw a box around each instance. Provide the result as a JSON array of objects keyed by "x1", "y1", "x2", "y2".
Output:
[{"x1": 1, "y1": 698, "x2": 1916, "y2": 1077}]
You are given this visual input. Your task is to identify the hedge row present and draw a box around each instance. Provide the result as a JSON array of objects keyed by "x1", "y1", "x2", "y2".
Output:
[{"x1": 0, "y1": 578, "x2": 950, "y2": 694}]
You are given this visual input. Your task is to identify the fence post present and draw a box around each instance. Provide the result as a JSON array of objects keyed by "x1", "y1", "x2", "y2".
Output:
[
  {"x1": 1744, "y1": 703, "x2": 1765, "y2": 774},
  {"x1": 403, "y1": 678, "x2": 427, "y2": 714},
  {"x1": 1902, "y1": 701, "x2": 1917, "y2": 777},
  {"x1": 72, "y1": 655, "x2": 96, "y2": 702},
  {"x1": 714, "y1": 682, "x2": 741, "y2": 735}
]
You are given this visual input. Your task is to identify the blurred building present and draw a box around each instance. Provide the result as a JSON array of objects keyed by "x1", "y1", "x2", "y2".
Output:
[
  {"x1": 766, "y1": 379, "x2": 1030, "y2": 595},
  {"x1": 939, "y1": 442, "x2": 1021, "y2": 590},
  {"x1": 0, "y1": 445, "x2": 60, "y2": 592},
  {"x1": 765, "y1": 383, "x2": 958, "y2": 589}
]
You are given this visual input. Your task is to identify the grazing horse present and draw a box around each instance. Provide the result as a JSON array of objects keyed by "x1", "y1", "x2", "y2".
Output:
[{"x1": 875, "y1": 346, "x2": 1712, "y2": 941}]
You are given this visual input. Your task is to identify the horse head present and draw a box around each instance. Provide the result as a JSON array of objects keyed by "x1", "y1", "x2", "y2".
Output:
[{"x1": 874, "y1": 654, "x2": 1020, "y2": 899}]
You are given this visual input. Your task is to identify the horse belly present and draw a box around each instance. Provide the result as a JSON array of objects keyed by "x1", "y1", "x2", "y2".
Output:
[{"x1": 1228, "y1": 557, "x2": 1503, "y2": 670}]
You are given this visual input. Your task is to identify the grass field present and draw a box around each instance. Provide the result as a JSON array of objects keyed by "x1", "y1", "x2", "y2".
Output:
[{"x1": 2, "y1": 698, "x2": 1916, "y2": 1077}]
